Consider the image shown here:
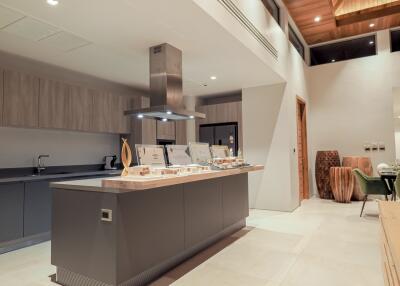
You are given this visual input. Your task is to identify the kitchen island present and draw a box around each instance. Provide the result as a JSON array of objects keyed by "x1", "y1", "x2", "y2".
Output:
[{"x1": 50, "y1": 165, "x2": 263, "y2": 286}]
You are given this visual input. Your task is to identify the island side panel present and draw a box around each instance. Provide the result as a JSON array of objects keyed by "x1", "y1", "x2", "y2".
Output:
[
  {"x1": 51, "y1": 189, "x2": 118, "y2": 285},
  {"x1": 222, "y1": 173, "x2": 249, "y2": 228},
  {"x1": 183, "y1": 178, "x2": 224, "y2": 249},
  {"x1": 116, "y1": 185, "x2": 185, "y2": 284}
]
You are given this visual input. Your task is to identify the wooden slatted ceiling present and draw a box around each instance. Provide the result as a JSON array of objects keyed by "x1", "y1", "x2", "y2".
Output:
[{"x1": 283, "y1": 0, "x2": 400, "y2": 45}]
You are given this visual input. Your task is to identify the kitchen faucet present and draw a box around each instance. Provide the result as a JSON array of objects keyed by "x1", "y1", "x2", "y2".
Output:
[{"x1": 37, "y1": 154, "x2": 50, "y2": 175}]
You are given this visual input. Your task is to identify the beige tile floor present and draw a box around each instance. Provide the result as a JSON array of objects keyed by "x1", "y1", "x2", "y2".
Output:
[{"x1": 0, "y1": 198, "x2": 384, "y2": 286}]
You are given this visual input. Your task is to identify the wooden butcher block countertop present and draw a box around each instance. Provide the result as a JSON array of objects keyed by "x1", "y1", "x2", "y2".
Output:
[{"x1": 101, "y1": 165, "x2": 264, "y2": 191}]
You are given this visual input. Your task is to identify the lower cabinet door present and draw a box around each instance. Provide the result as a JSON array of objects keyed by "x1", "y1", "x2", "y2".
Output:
[
  {"x1": 24, "y1": 181, "x2": 52, "y2": 236},
  {"x1": 0, "y1": 183, "x2": 24, "y2": 243}
]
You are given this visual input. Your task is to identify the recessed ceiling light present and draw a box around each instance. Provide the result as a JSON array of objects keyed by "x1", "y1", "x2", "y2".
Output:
[
  {"x1": 331, "y1": 59, "x2": 336, "y2": 62},
  {"x1": 162, "y1": 118, "x2": 168, "y2": 122},
  {"x1": 166, "y1": 111, "x2": 172, "y2": 115},
  {"x1": 47, "y1": 0, "x2": 59, "y2": 6},
  {"x1": 189, "y1": 115, "x2": 194, "y2": 119},
  {"x1": 369, "y1": 40, "x2": 374, "y2": 45},
  {"x1": 210, "y1": 76, "x2": 217, "y2": 80},
  {"x1": 314, "y1": 16, "x2": 321, "y2": 22},
  {"x1": 369, "y1": 23, "x2": 375, "y2": 28},
  {"x1": 137, "y1": 114, "x2": 144, "y2": 119}
]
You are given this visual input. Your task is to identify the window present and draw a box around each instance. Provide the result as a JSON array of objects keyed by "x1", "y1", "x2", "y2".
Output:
[
  {"x1": 310, "y1": 35, "x2": 376, "y2": 66},
  {"x1": 391, "y1": 30, "x2": 400, "y2": 53},
  {"x1": 261, "y1": 0, "x2": 280, "y2": 26},
  {"x1": 289, "y1": 25, "x2": 305, "y2": 59}
]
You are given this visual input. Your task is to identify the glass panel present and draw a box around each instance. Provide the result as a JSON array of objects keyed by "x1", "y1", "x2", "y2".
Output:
[
  {"x1": 289, "y1": 25, "x2": 305, "y2": 59},
  {"x1": 310, "y1": 35, "x2": 376, "y2": 66},
  {"x1": 261, "y1": 0, "x2": 280, "y2": 26},
  {"x1": 391, "y1": 30, "x2": 400, "y2": 53}
]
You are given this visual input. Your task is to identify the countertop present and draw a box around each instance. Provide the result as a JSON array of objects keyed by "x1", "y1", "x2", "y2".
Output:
[
  {"x1": 0, "y1": 169, "x2": 122, "y2": 184},
  {"x1": 51, "y1": 165, "x2": 264, "y2": 193}
]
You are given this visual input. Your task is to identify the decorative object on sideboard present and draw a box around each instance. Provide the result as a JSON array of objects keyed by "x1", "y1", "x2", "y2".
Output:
[
  {"x1": 315, "y1": 150, "x2": 341, "y2": 199},
  {"x1": 342, "y1": 156, "x2": 373, "y2": 201},
  {"x1": 121, "y1": 138, "x2": 132, "y2": 177},
  {"x1": 330, "y1": 167, "x2": 354, "y2": 203}
]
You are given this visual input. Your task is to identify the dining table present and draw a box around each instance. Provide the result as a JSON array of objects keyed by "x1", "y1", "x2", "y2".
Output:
[{"x1": 380, "y1": 170, "x2": 398, "y2": 201}]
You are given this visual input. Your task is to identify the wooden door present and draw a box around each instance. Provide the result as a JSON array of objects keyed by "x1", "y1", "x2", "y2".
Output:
[
  {"x1": 296, "y1": 97, "x2": 309, "y2": 201},
  {"x1": 3, "y1": 70, "x2": 39, "y2": 128}
]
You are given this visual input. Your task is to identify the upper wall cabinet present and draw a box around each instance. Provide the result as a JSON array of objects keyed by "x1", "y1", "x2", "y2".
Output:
[
  {"x1": 68, "y1": 85, "x2": 93, "y2": 131},
  {"x1": 39, "y1": 79, "x2": 94, "y2": 132},
  {"x1": 157, "y1": 120, "x2": 176, "y2": 140},
  {"x1": 3, "y1": 70, "x2": 40, "y2": 128},
  {"x1": 39, "y1": 78, "x2": 70, "y2": 130},
  {"x1": 92, "y1": 91, "x2": 133, "y2": 134},
  {"x1": 0, "y1": 68, "x2": 3, "y2": 126},
  {"x1": 175, "y1": 120, "x2": 187, "y2": 145}
]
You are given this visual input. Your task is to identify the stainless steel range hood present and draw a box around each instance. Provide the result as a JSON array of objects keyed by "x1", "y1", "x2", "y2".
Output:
[{"x1": 125, "y1": 43, "x2": 205, "y2": 120}]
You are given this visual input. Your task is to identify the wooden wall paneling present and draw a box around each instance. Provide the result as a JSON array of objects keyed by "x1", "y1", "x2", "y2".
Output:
[
  {"x1": 3, "y1": 70, "x2": 39, "y2": 128},
  {"x1": 204, "y1": 104, "x2": 218, "y2": 124},
  {"x1": 69, "y1": 85, "x2": 93, "y2": 131},
  {"x1": 157, "y1": 120, "x2": 176, "y2": 140},
  {"x1": 0, "y1": 68, "x2": 3, "y2": 126},
  {"x1": 175, "y1": 120, "x2": 187, "y2": 145},
  {"x1": 39, "y1": 78, "x2": 70, "y2": 129}
]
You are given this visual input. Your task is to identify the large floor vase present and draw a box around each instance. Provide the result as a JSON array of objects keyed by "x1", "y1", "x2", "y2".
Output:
[
  {"x1": 342, "y1": 156, "x2": 373, "y2": 201},
  {"x1": 315, "y1": 151, "x2": 341, "y2": 199},
  {"x1": 330, "y1": 167, "x2": 354, "y2": 203}
]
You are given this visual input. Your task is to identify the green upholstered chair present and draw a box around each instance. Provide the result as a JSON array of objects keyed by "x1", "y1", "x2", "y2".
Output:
[
  {"x1": 352, "y1": 168, "x2": 388, "y2": 217},
  {"x1": 395, "y1": 174, "x2": 400, "y2": 200}
]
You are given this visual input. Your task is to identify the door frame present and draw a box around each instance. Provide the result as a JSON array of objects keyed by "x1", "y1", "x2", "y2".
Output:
[{"x1": 296, "y1": 96, "x2": 310, "y2": 201}]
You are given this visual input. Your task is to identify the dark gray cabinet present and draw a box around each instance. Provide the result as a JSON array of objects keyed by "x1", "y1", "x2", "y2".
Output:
[
  {"x1": 24, "y1": 181, "x2": 52, "y2": 237},
  {"x1": 0, "y1": 183, "x2": 24, "y2": 243}
]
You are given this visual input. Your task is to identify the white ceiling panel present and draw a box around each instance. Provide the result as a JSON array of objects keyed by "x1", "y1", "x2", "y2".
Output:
[
  {"x1": 40, "y1": 31, "x2": 91, "y2": 52},
  {"x1": 0, "y1": 4, "x2": 24, "y2": 28},
  {"x1": 2, "y1": 17, "x2": 59, "y2": 41}
]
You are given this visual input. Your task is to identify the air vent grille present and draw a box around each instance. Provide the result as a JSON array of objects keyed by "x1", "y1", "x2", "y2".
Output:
[{"x1": 217, "y1": 0, "x2": 278, "y2": 59}]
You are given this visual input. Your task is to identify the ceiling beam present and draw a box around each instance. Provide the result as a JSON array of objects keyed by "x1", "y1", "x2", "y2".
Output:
[
  {"x1": 332, "y1": 0, "x2": 344, "y2": 14},
  {"x1": 336, "y1": 1, "x2": 400, "y2": 26}
]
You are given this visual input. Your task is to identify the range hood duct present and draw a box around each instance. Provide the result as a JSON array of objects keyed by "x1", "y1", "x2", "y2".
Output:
[{"x1": 125, "y1": 43, "x2": 205, "y2": 120}]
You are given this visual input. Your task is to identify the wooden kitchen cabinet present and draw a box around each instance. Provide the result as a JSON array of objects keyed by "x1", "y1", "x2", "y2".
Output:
[
  {"x1": 0, "y1": 68, "x2": 3, "y2": 126},
  {"x1": 3, "y1": 70, "x2": 39, "y2": 128},
  {"x1": 157, "y1": 120, "x2": 175, "y2": 140},
  {"x1": 68, "y1": 85, "x2": 93, "y2": 131},
  {"x1": 114, "y1": 94, "x2": 133, "y2": 134},
  {"x1": 176, "y1": 120, "x2": 187, "y2": 145},
  {"x1": 92, "y1": 91, "x2": 114, "y2": 133},
  {"x1": 39, "y1": 78, "x2": 70, "y2": 129}
]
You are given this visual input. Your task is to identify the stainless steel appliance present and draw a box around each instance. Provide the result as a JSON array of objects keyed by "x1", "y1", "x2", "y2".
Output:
[
  {"x1": 125, "y1": 43, "x2": 205, "y2": 121},
  {"x1": 104, "y1": 155, "x2": 117, "y2": 170}
]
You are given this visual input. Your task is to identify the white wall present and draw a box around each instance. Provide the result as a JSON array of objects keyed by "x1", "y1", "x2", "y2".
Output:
[
  {"x1": 193, "y1": 0, "x2": 310, "y2": 211},
  {"x1": 0, "y1": 127, "x2": 120, "y2": 168},
  {"x1": 309, "y1": 31, "x2": 399, "y2": 187}
]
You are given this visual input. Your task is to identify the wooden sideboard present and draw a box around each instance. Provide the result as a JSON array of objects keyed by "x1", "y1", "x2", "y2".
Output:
[{"x1": 379, "y1": 201, "x2": 400, "y2": 286}]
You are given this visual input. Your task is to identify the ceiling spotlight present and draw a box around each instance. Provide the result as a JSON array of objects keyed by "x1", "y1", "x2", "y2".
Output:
[
  {"x1": 314, "y1": 16, "x2": 321, "y2": 22},
  {"x1": 369, "y1": 23, "x2": 375, "y2": 28},
  {"x1": 47, "y1": 0, "x2": 59, "y2": 6},
  {"x1": 369, "y1": 40, "x2": 374, "y2": 45},
  {"x1": 189, "y1": 115, "x2": 195, "y2": 119},
  {"x1": 210, "y1": 76, "x2": 217, "y2": 80},
  {"x1": 166, "y1": 111, "x2": 172, "y2": 115},
  {"x1": 137, "y1": 114, "x2": 144, "y2": 119},
  {"x1": 331, "y1": 59, "x2": 336, "y2": 63},
  {"x1": 162, "y1": 118, "x2": 168, "y2": 122}
]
